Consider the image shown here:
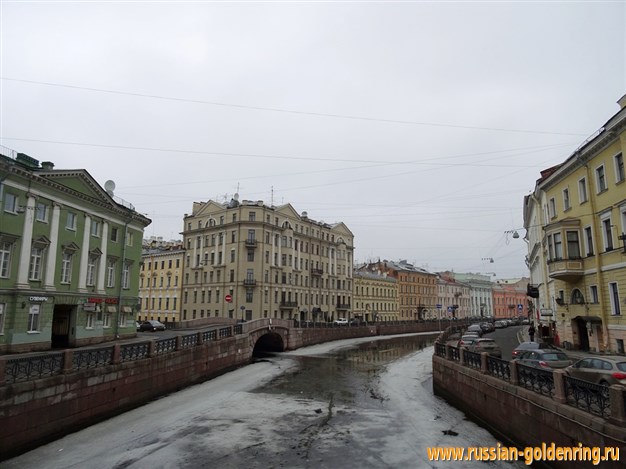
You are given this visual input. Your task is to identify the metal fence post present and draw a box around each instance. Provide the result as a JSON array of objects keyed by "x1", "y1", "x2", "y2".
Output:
[
  {"x1": 552, "y1": 369, "x2": 567, "y2": 404},
  {"x1": 608, "y1": 385, "x2": 626, "y2": 426}
]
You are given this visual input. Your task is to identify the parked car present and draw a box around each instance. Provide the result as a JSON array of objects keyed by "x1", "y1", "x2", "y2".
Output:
[
  {"x1": 139, "y1": 320, "x2": 166, "y2": 332},
  {"x1": 565, "y1": 356, "x2": 626, "y2": 387},
  {"x1": 350, "y1": 318, "x2": 365, "y2": 326},
  {"x1": 468, "y1": 338, "x2": 502, "y2": 357},
  {"x1": 466, "y1": 324, "x2": 483, "y2": 336},
  {"x1": 514, "y1": 349, "x2": 571, "y2": 369},
  {"x1": 511, "y1": 341, "x2": 556, "y2": 358},
  {"x1": 479, "y1": 322, "x2": 494, "y2": 333},
  {"x1": 494, "y1": 320, "x2": 507, "y2": 329},
  {"x1": 136, "y1": 321, "x2": 141, "y2": 332},
  {"x1": 333, "y1": 318, "x2": 348, "y2": 326},
  {"x1": 457, "y1": 334, "x2": 479, "y2": 349}
]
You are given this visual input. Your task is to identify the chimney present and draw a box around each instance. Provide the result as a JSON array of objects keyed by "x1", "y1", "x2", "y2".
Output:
[
  {"x1": 41, "y1": 161, "x2": 55, "y2": 170},
  {"x1": 618, "y1": 94, "x2": 626, "y2": 110}
]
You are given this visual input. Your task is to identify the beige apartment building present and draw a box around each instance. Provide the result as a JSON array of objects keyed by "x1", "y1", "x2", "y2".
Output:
[
  {"x1": 524, "y1": 95, "x2": 626, "y2": 353},
  {"x1": 181, "y1": 197, "x2": 354, "y2": 322},
  {"x1": 138, "y1": 244, "x2": 184, "y2": 324},
  {"x1": 353, "y1": 270, "x2": 399, "y2": 322}
]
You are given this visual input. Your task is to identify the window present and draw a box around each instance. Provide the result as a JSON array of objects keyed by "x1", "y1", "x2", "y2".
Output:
[
  {"x1": 0, "y1": 303, "x2": 4, "y2": 334},
  {"x1": 578, "y1": 177, "x2": 588, "y2": 203},
  {"x1": 35, "y1": 202, "x2": 48, "y2": 222},
  {"x1": 90, "y1": 220, "x2": 101, "y2": 237},
  {"x1": 28, "y1": 304, "x2": 40, "y2": 332},
  {"x1": 584, "y1": 226, "x2": 594, "y2": 256},
  {"x1": 590, "y1": 285, "x2": 599, "y2": 303},
  {"x1": 107, "y1": 259, "x2": 115, "y2": 288},
  {"x1": 246, "y1": 289, "x2": 253, "y2": 302},
  {"x1": 248, "y1": 211, "x2": 256, "y2": 222},
  {"x1": 3, "y1": 193, "x2": 17, "y2": 213},
  {"x1": 596, "y1": 165, "x2": 607, "y2": 192},
  {"x1": 553, "y1": 233, "x2": 563, "y2": 260},
  {"x1": 61, "y1": 252, "x2": 73, "y2": 283},
  {"x1": 548, "y1": 198, "x2": 556, "y2": 218},
  {"x1": 615, "y1": 153, "x2": 625, "y2": 183},
  {"x1": 230, "y1": 250, "x2": 235, "y2": 262},
  {"x1": 562, "y1": 188, "x2": 570, "y2": 211},
  {"x1": 122, "y1": 262, "x2": 130, "y2": 289},
  {"x1": 609, "y1": 282, "x2": 621, "y2": 315},
  {"x1": 86, "y1": 255, "x2": 98, "y2": 286},
  {"x1": 66, "y1": 212, "x2": 77, "y2": 230},
  {"x1": 566, "y1": 231, "x2": 580, "y2": 259},
  {"x1": 86, "y1": 312, "x2": 95, "y2": 329},
  {"x1": 29, "y1": 246, "x2": 44, "y2": 280},
  {"x1": 602, "y1": 217, "x2": 613, "y2": 251},
  {"x1": 110, "y1": 227, "x2": 119, "y2": 242},
  {"x1": 247, "y1": 251, "x2": 254, "y2": 262},
  {"x1": 103, "y1": 313, "x2": 111, "y2": 328},
  {"x1": 0, "y1": 241, "x2": 13, "y2": 278},
  {"x1": 118, "y1": 311, "x2": 126, "y2": 327},
  {"x1": 248, "y1": 229, "x2": 256, "y2": 241},
  {"x1": 126, "y1": 231, "x2": 134, "y2": 246}
]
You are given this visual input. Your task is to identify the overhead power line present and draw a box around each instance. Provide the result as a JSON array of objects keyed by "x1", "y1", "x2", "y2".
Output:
[{"x1": 2, "y1": 77, "x2": 588, "y2": 137}]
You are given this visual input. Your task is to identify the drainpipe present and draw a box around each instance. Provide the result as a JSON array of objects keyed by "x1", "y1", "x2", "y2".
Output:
[{"x1": 114, "y1": 219, "x2": 130, "y2": 339}]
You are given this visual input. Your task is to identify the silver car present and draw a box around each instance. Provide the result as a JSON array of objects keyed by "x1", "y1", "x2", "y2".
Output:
[{"x1": 566, "y1": 356, "x2": 626, "y2": 387}]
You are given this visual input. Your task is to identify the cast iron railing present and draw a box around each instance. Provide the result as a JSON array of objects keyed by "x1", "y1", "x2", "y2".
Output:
[
  {"x1": 4, "y1": 353, "x2": 64, "y2": 384},
  {"x1": 156, "y1": 337, "x2": 177, "y2": 355},
  {"x1": 564, "y1": 375, "x2": 611, "y2": 419},
  {"x1": 486, "y1": 356, "x2": 511, "y2": 382},
  {"x1": 464, "y1": 350, "x2": 481, "y2": 370},
  {"x1": 120, "y1": 342, "x2": 149, "y2": 362},
  {"x1": 516, "y1": 363, "x2": 555, "y2": 397},
  {"x1": 73, "y1": 347, "x2": 113, "y2": 370}
]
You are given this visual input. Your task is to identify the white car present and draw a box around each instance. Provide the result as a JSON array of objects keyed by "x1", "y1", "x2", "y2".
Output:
[{"x1": 333, "y1": 318, "x2": 349, "y2": 326}]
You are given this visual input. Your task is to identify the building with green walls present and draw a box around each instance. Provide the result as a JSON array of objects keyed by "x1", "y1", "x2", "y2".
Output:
[{"x1": 0, "y1": 148, "x2": 151, "y2": 353}]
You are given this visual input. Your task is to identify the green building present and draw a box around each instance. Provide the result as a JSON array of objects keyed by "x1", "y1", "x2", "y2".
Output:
[{"x1": 0, "y1": 149, "x2": 151, "y2": 353}]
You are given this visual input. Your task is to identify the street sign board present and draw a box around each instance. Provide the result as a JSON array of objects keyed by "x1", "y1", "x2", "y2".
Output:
[
  {"x1": 517, "y1": 304, "x2": 523, "y2": 311},
  {"x1": 436, "y1": 304, "x2": 442, "y2": 309},
  {"x1": 225, "y1": 294, "x2": 232, "y2": 303}
]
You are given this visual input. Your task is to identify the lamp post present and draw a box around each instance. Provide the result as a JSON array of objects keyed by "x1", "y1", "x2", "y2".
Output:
[{"x1": 240, "y1": 305, "x2": 245, "y2": 323}]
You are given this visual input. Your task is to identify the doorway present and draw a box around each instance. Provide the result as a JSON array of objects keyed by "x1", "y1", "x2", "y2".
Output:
[{"x1": 52, "y1": 305, "x2": 76, "y2": 348}]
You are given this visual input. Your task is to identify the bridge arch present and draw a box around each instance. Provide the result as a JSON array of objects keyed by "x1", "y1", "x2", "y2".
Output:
[{"x1": 252, "y1": 331, "x2": 286, "y2": 355}]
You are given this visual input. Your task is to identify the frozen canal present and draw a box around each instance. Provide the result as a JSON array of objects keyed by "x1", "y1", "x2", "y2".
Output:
[{"x1": 5, "y1": 333, "x2": 524, "y2": 468}]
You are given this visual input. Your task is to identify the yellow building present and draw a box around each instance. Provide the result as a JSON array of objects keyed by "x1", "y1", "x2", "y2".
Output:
[
  {"x1": 525, "y1": 95, "x2": 626, "y2": 353},
  {"x1": 138, "y1": 245, "x2": 184, "y2": 325},
  {"x1": 353, "y1": 271, "x2": 399, "y2": 322},
  {"x1": 181, "y1": 197, "x2": 354, "y2": 322}
]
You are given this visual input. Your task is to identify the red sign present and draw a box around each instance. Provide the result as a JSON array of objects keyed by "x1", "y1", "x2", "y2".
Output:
[{"x1": 225, "y1": 294, "x2": 232, "y2": 303}]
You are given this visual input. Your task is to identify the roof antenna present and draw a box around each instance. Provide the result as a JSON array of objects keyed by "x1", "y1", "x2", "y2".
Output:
[{"x1": 271, "y1": 186, "x2": 274, "y2": 206}]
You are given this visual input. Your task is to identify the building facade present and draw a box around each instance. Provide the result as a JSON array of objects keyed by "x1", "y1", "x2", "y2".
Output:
[
  {"x1": 138, "y1": 244, "x2": 184, "y2": 324},
  {"x1": 358, "y1": 260, "x2": 437, "y2": 320},
  {"x1": 523, "y1": 95, "x2": 626, "y2": 353},
  {"x1": 0, "y1": 149, "x2": 150, "y2": 353},
  {"x1": 353, "y1": 271, "x2": 399, "y2": 322},
  {"x1": 449, "y1": 272, "x2": 495, "y2": 318},
  {"x1": 492, "y1": 278, "x2": 530, "y2": 320},
  {"x1": 180, "y1": 197, "x2": 354, "y2": 322},
  {"x1": 436, "y1": 272, "x2": 471, "y2": 319}
]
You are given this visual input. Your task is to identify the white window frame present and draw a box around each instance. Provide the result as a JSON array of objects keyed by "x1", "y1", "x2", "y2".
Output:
[
  {"x1": 118, "y1": 311, "x2": 126, "y2": 327},
  {"x1": 0, "y1": 303, "x2": 5, "y2": 334},
  {"x1": 600, "y1": 213, "x2": 614, "y2": 252},
  {"x1": 595, "y1": 164, "x2": 607, "y2": 192},
  {"x1": 578, "y1": 177, "x2": 588, "y2": 203},
  {"x1": 553, "y1": 232, "x2": 563, "y2": 260},
  {"x1": 562, "y1": 188, "x2": 570, "y2": 211},
  {"x1": 29, "y1": 246, "x2": 44, "y2": 281},
  {"x1": 106, "y1": 259, "x2": 116, "y2": 288},
  {"x1": 110, "y1": 227, "x2": 119, "y2": 243},
  {"x1": 122, "y1": 262, "x2": 130, "y2": 289},
  {"x1": 615, "y1": 152, "x2": 625, "y2": 184},
  {"x1": 583, "y1": 225, "x2": 594, "y2": 256},
  {"x1": 35, "y1": 202, "x2": 48, "y2": 222},
  {"x1": 125, "y1": 231, "x2": 134, "y2": 247},
  {"x1": 86, "y1": 312, "x2": 95, "y2": 329},
  {"x1": 103, "y1": 312, "x2": 111, "y2": 328},
  {"x1": 0, "y1": 241, "x2": 13, "y2": 278},
  {"x1": 66, "y1": 212, "x2": 77, "y2": 230},
  {"x1": 3, "y1": 192, "x2": 17, "y2": 213},
  {"x1": 90, "y1": 220, "x2": 101, "y2": 237},
  {"x1": 609, "y1": 282, "x2": 621, "y2": 316},
  {"x1": 61, "y1": 252, "x2": 73, "y2": 284},
  {"x1": 86, "y1": 255, "x2": 98, "y2": 286},
  {"x1": 28, "y1": 304, "x2": 40, "y2": 332},
  {"x1": 549, "y1": 198, "x2": 557, "y2": 219}
]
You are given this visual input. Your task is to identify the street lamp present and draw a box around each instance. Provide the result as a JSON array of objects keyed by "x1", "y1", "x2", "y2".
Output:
[{"x1": 240, "y1": 305, "x2": 245, "y2": 323}]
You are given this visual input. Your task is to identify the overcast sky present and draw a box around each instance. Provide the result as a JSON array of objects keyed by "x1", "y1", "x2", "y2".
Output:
[{"x1": 1, "y1": 1, "x2": 624, "y2": 279}]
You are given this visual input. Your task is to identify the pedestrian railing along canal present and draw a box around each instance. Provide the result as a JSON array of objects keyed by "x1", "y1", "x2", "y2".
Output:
[
  {"x1": 0, "y1": 324, "x2": 243, "y2": 385},
  {"x1": 435, "y1": 343, "x2": 626, "y2": 425}
]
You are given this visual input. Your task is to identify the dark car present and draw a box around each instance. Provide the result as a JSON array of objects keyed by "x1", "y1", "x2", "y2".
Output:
[
  {"x1": 457, "y1": 334, "x2": 479, "y2": 349},
  {"x1": 514, "y1": 349, "x2": 571, "y2": 369},
  {"x1": 511, "y1": 341, "x2": 556, "y2": 358},
  {"x1": 139, "y1": 320, "x2": 166, "y2": 332},
  {"x1": 565, "y1": 356, "x2": 626, "y2": 387},
  {"x1": 466, "y1": 324, "x2": 483, "y2": 337}
]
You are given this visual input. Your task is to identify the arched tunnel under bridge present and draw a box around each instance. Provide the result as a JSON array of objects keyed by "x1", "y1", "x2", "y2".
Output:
[{"x1": 252, "y1": 332, "x2": 286, "y2": 356}]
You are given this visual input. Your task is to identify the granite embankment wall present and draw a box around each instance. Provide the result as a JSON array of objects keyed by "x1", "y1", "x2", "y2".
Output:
[
  {"x1": 432, "y1": 354, "x2": 625, "y2": 468},
  {"x1": 0, "y1": 320, "x2": 444, "y2": 460}
]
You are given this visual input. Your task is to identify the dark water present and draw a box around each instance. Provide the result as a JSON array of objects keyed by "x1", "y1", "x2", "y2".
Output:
[{"x1": 254, "y1": 333, "x2": 438, "y2": 408}]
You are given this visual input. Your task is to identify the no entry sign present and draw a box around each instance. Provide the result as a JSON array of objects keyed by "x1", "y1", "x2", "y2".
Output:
[{"x1": 225, "y1": 294, "x2": 232, "y2": 303}]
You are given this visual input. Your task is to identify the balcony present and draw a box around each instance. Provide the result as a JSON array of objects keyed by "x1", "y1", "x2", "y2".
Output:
[
  {"x1": 243, "y1": 278, "x2": 257, "y2": 287},
  {"x1": 547, "y1": 258, "x2": 584, "y2": 281},
  {"x1": 336, "y1": 303, "x2": 350, "y2": 311},
  {"x1": 311, "y1": 268, "x2": 323, "y2": 276},
  {"x1": 279, "y1": 301, "x2": 298, "y2": 309},
  {"x1": 245, "y1": 239, "x2": 258, "y2": 248}
]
